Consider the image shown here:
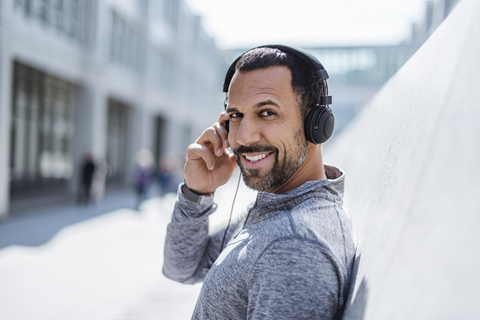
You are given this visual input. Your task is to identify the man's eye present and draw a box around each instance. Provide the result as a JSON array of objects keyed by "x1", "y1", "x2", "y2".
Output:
[
  {"x1": 260, "y1": 110, "x2": 275, "y2": 117},
  {"x1": 229, "y1": 113, "x2": 242, "y2": 120}
]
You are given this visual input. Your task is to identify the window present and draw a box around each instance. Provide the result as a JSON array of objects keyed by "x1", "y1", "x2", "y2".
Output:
[
  {"x1": 37, "y1": 0, "x2": 50, "y2": 25},
  {"x1": 106, "y1": 100, "x2": 129, "y2": 183},
  {"x1": 14, "y1": 0, "x2": 82, "y2": 42},
  {"x1": 10, "y1": 63, "x2": 75, "y2": 194},
  {"x1": 14, "y1": 0, "x2": 32, "y2": 15},
  {"x1": 54, "y1": 0, "x2": 65, "y2": 31},
  {"x1": 110, "y1": 11, "x2": 145, "y2": 72},
  {"x1": 163, "y1": 0, "x2": 179, "y2": 32}
]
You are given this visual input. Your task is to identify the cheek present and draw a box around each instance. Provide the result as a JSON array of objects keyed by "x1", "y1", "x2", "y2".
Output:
[
  {"x1": 227, "y1": 128, "x2": 236, "y2": 147},
  {"x1": 280, "y1": 125, "x2": 306, "y2": 153}
]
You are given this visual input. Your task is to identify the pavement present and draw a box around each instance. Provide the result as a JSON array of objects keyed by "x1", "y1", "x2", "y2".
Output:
[{"x1": 0, "y1": 171, "x2": 257, "y2": 320}]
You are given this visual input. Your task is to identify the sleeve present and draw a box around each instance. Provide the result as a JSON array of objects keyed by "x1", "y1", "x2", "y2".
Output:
[
  {"x1": 247, "y1": 238, "x2": 345, "y2": 320},
  {"x1": 162, "y1": 184, "x2": 236, "y2": 284}
]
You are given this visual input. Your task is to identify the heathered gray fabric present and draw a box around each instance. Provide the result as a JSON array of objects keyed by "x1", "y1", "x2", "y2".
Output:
[{"x1": 163, "y1": 165, "x2": 356, "y2": 320}]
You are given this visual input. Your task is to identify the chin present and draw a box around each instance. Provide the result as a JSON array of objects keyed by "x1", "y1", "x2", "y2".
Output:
[{"x1": 241, "y1": 170, "x2": 288, "y2": 192}]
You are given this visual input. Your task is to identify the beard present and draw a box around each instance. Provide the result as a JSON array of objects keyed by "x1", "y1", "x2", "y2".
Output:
[{"x1": 233, "y1": 128, "x2": 308, "y2": 191}]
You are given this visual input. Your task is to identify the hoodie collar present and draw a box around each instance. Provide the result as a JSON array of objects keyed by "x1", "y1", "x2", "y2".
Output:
[{"x1": 254, "y1": 165, "x2": 345, "y2": 209}]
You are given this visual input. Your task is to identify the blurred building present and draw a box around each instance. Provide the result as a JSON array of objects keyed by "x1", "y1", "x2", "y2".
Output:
[
  {"x1": 315, "y1": 0, "x2": 462, "y2": 135},
  {"x1": 307, "y1": 45, "x2": 419, "y2": 134},
  {"x1": 409, "y1": 0, "x2": 461, "y2": 45},
  {"x1": 0, "y1": 0, "x2": 225, "y2": 220}
]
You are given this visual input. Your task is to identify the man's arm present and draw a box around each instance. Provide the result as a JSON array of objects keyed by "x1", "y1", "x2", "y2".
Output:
[
  {"x1": 162, "y1": 185, "x2": 218, "y2": 284},
  {"x1": 248, "y1": 238, "x2": 346, "y2": 320},
  {"x1": 162, "y1": 112, "x2": 237, "y2": 284}
]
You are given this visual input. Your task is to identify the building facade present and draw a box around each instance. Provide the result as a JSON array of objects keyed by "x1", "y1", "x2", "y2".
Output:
[{"x1": 0, "y1": 0, "x2": 225, "y2": 220}]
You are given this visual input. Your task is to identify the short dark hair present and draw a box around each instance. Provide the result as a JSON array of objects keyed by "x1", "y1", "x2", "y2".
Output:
[{"x1": 234, "y1": 47, "x2": 327, "y2": 115}]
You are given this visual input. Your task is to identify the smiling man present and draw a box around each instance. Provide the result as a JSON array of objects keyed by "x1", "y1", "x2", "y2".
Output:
[{"x1": 163, "y1": 45, "x2": 356, "y2": 320}]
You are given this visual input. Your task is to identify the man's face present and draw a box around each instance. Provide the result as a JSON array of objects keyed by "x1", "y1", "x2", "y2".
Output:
[{"x1": 226, "y1": 66, "x2": 308, "y2": 192}]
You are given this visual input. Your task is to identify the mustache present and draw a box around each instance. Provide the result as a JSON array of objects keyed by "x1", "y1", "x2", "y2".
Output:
[{"x1": 234, "y1": 144, "x2": 278, "y2": 154}]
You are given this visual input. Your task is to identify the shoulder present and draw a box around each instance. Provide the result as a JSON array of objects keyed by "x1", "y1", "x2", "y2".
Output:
[
  {"x1": 251, "y1": 237, "x2": 345, "y2": 284},
  {"x1": 247, "y1": 237, "x2": 344, "y2": 319},
  {"x1": 287, "y1": 192, "x2": 354, "y2": 261}
]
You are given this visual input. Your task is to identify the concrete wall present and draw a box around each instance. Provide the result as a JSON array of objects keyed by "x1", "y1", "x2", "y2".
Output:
[{"x1": 325, "y1": 0, "x2": 480, "y2": 318}]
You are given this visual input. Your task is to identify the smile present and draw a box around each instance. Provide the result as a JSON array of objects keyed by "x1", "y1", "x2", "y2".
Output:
[{"x1": 244, "y1": 152, "x2": 271, "y2": 163}]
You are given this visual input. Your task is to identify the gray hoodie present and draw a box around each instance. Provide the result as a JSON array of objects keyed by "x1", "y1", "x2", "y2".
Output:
[{"x1": 163, "y1": 165, "x2": 356, "y2": 320}]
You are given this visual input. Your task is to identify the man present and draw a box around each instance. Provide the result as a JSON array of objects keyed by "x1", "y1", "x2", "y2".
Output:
[
  {"x1": 163, "y1": 45, "x2": 356, "y2": 319},
  {"x1": 77, "y1": 151, "x2": 96, "y2": 204}
]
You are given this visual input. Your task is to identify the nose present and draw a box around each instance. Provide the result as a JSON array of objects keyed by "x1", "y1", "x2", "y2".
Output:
[{"x1": 235, "y1": 116, "x2": 261, "y2": 146}]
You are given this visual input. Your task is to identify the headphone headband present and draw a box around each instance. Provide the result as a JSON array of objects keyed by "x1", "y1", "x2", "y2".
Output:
[{"x1": 223, "y1": 44, "x2": 329, "y2": 93}]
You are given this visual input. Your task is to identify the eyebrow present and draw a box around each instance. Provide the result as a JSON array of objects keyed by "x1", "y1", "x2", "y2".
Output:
[
  {"x1": 226, "y1": 100, "x2": 280, "y2": 113},
  {"x1": 255, "y1": 100, "x2": 280, "y2": 109}
]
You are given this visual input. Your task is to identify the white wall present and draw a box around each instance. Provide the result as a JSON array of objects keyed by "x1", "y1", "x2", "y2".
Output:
[{"x1": 325, "y1": 0, "x2": 480, "y2": 317}]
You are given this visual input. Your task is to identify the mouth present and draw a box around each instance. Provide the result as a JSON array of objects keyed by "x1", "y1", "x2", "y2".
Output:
[
  {"x1": 234, "y1": 145, "x2": 277, "y2": 169},
  {"x1": 244, "y1": 152, "x2": 271, "y2": 163}
]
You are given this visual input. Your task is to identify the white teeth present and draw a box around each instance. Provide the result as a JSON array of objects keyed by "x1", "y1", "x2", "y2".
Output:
[{"x1": 245, "y1": 153, "x2": 269, "y2": 162}]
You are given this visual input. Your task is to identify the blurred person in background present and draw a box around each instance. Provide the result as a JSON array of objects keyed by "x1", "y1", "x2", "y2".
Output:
[
  {"x1": 133, "y1": 149, "x2": 154, "y2": 209},
  {"x1": 77, "y1": 151, "x2": 96, "y2": 205},
  {"x1": 156, "y1": 156, "x2": 180, "y2": 196},
  {"x1": 162, "y1": 45, "x2": 356, "y2": 319},
  {"x1": 91, "y1": 158, "x2": 108, "y2": 203},
  {"x1": 157, "y1": 154, "x2": 186, "y2": 195}
]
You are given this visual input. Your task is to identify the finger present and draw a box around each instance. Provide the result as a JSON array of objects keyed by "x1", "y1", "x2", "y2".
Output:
[
  {"x1": 217, "y1": 111, "x2": 230, "y2": 127},
  {"x1": 197, "y1": 127, "x2": 224, "y2": 157},
  {"x1": 216, "y1": 150, "x2": 238, "y2": 169},
  {"x1": 188, "y1": 143, "x2": 216, "y2": 171},
  {"x1": 213, "y1": 122, "x2": 228, "y2": 151}
]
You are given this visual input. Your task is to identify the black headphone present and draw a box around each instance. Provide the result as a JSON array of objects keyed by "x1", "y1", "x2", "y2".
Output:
[{"x1": 223, "y1": 44, "x2": 334, "y2": 144}]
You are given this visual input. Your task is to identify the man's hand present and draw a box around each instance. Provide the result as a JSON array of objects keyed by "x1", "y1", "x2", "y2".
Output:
[{"x1": 184, "y1": 112, "x2": 237, "y2": 194}]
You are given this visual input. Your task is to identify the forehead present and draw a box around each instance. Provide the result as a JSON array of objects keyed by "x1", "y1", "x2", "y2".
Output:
[{"x1": 227, "y1": 66, "x2": 298, "y2": 109}]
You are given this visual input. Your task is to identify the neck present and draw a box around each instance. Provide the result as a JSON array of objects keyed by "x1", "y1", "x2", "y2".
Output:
[{"x1": 267, "y1": 143, "x2": 326, "y2": 194}]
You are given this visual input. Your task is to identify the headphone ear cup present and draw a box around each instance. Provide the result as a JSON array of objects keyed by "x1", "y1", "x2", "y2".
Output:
[{"x1": 304, "y1": 105, "x2": 335, "y2": 144}]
